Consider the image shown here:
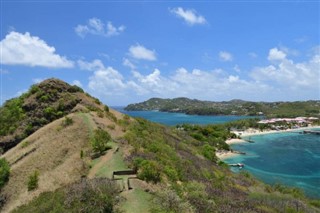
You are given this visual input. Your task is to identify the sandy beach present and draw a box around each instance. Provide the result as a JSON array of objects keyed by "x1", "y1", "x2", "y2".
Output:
[
  {"x1": 218, "y1": 125, "x2": 320, "y2": 160},
  {"x1": 229, "y1": 125, "x2": 320, "y2": 143}
]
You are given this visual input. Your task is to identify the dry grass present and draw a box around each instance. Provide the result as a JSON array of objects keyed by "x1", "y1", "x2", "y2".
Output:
[{"x1": 1, "y1": 113, "x2": 93, "y2": 213}]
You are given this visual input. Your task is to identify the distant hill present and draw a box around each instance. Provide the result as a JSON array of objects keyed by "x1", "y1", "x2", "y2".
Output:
[
  {"x1": 125, "y1": 97, "x2": 320, "y2": 117},
  {"x1": 0, "y1": 79, "x2": 319, "y2": 212}
]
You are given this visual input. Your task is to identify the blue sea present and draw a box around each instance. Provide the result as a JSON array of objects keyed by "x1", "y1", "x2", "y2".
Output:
[
  {"x1": 114, "y1": 107, "x2": 320, "y2": 198},
  {"x1": 224, "y1": 130, "x2": 320, "y2": 199},
  {"x1": 114, "y1": 107, "x2": 258, "y2": 126}
]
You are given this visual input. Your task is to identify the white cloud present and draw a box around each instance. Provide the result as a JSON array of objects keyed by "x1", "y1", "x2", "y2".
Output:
[
  {"x1": 123, "y1": 58, "x2": 136, "y2": 70},
  {"x1": 251, "y1": 53, "x2": 320, "y2": 90},
  {"x1": 75, "y1": 18, "x2": 125, "y2": 38},
  {"x1": 77, "y1": 59, "x2": 105, "y2": 71},
  {"x1": 72, "y1": 80, "x2": 83, "y2": 87},
  {"x1": 170, "y1": 7, "x2": 206, "y2": 25},
  {"x1": 88, "y1": 66, "x2": 127, "y2": 96},
  {"x1": 83, "y1": 48, "x2": 320, "y2": 105},
  {"x1": 233, "y1": 65, "x2": 241, "y2": 73},
  {"x1": 219, "y1": 51, "x2": 233, "y2": 62},
  {"x1": 268, "y1": 48, "x2": 286, "y2": 61},
  {"x1": 0, "y1": 31, "x2": 74, "y2": 68},
  {"x1": 129, "y1": 44, "x2": 157, "y2": 61}
]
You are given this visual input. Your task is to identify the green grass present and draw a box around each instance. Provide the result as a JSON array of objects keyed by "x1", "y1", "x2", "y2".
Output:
[
  {"x1": 78, "y1": 113, "x2": 94, "y2": 137},
  {"x1": 120, "y1": 188, "x2": 152, "y2": 213},
  {"x1": 96, "y1": 150, "x2": 128, "y2": 178}
]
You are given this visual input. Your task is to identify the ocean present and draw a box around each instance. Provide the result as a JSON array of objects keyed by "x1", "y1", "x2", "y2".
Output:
[
  {"x1": 224, "y1": 130, "x2": 320, "y2": 199},
  {"x1": 114, "y1": 107, "x2": 258, "y2": 126},
  {"x1": 115, "y1": 107, "x2": 320, "y2": 198}
]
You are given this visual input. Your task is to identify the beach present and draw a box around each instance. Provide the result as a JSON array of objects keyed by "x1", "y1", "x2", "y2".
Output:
[{"x1": 217, "y1": 125, "x2": 320, "y2": 160}]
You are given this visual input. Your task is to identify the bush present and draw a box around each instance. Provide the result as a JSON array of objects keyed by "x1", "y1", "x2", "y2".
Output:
[
  {"x1": 61, "y1": 116, "x2": 73, "y2": 127},
  {"x1": 137, "y1": 160, "x2": 161, "y2": 183},
  {"x1": 91, "y1": 129, "x2": 112, "y2": 154},
  {"x1": 27, "y1": 170, "x2": 39, "y2": 191},
  {"x1": 0, "y1": 158, "x2": 10, "y2": 189},
  {"x1": 104, "y1": 105, "x2": 109, "y2": 112}
]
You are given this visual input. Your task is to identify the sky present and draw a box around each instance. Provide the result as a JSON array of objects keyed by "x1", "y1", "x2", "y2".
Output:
[{"x1": 0, "y1": 1, "x2": 319, "y2": 106}]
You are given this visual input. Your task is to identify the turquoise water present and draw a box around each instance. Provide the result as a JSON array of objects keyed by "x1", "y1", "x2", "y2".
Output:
[
  {"x1": 113, "y1": 107, "x2": 319, "y2": 198},
  {"x1": 224, "y1": 130, "x2": 320, "y2": 198},
  {"x1": 114, "y1": 107, "x2": 258, "y2": 126}
]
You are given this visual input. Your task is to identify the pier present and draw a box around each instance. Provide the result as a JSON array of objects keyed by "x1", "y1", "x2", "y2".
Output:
[
  {"x1": 302, "y1": 130, "x2": 320, "y2": 135},
  {"x1": 228, "y1": 163, "x2": 244, "y2": 168}
]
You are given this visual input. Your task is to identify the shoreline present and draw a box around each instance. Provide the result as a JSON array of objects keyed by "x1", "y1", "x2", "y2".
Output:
[{"x1": 218, "y1": 125, "x2": 320, "y2": 160}]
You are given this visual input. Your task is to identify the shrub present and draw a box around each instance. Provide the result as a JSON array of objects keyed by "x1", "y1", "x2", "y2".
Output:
[
  {"x1": 104, "y1": 105, "x2": 109, "y2": 112},
  {"x1": 27, "y1": 170, "x2": 39, "y2": 191},
  {"x1": 0, "y1": 158, "x2": 10, "y2": 189},
  {"x1": 137, "y1": 160, "x2": 161, "y2": 183},
  {"x1": 61, "y1": 116, "x2": 73, "y2": 127},
  {"x1": 91, "y1": 129, "x2": 112, "y2": 154}
]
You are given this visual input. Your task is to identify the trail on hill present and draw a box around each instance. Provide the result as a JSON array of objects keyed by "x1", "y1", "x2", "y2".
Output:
[{"x1": 87, "y1": 148, "x2": 115, "y2": 179}]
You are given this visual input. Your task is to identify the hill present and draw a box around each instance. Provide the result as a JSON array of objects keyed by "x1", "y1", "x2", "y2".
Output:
[
  {"x1": 0, "y1": 79, "x2": 319, "y2": 212},
  {"x1": 125, "y1": 97, "x2": 320, "y2": 117}
]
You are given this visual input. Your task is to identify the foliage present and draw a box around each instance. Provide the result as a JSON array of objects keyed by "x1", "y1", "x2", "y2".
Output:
[
  {"x1": 125, "y1": 97, "x2": 320, "y2": 117},
  {"x1": 0, "y1": 158, "x2": 10, "y2": 189},
  {"x1": 0, "y1": 97, "x2": 25, "y2": 136},
  {"x1": 91, "y1": 129, "x2": 112, "y2": 154},
  {"x1": 61, "y1": 116, "x2": 73, "y2": 127},
  {"x1": 13, "y1": 178, "x2": 120, "y2": 213},
  {"x1": 27, "y1": 170, "x2": 39, "y2": 191},
  {"x1": 137, "y1": 160, "x2": 161, "y2": 183},
  {"x1": 151, "y1": 189, "x2": 194, "y2": 213}
]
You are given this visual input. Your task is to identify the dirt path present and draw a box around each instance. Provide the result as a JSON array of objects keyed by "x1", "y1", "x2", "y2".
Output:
[{"x1": 87, "y1": 149, "x2": 115, "y2": 178}]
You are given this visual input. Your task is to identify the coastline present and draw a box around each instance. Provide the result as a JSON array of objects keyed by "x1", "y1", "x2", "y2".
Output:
[{"x1": 217, "y1": 125, "x2": 320, "y2": 160}]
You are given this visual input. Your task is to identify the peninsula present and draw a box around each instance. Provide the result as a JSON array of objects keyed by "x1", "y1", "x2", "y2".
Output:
[{"x1": 125, "y1": 97, "x2": 320, "y2": 117}]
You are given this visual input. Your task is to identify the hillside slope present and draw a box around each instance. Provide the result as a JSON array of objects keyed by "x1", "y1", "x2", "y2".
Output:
[
  {"x1": 125, "y1": 97, "x2": 320, "y2": 117},
  {"x1": 0, "y1": 79, "x2": 319, "y2": 213}
]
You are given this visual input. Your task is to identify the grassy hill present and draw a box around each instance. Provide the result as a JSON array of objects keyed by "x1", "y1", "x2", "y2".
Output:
[
  {"x1": 125, "y1": 97, "x2": 320, "y2": 117},
  {"x1": 0, "y1": 79, "x2": 319, "y2": 212}
]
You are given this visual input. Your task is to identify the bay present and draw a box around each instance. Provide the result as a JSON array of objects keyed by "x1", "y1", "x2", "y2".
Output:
[
  {"x1": 113, "y1": 106, "x2": 258, "y2": 126},
  {"x1": 113, "y1": 107, "x2": 320, "y2": 199},
  {"x1": 224, "y1": 130, "x2": 320, "y2": 198}
]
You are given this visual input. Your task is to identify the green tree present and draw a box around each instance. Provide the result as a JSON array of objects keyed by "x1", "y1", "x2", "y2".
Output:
[
  {"x1": 0, "y1": 158, "x2": 10, "y2": 189},
  {"x1": 91, "y1": 129, "x2": 111, "y2": 154}
]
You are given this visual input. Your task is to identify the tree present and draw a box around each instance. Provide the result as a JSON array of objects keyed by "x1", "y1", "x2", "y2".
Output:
[{"x1": 91, "y1": 129, "x2": 111, "y2": 154}]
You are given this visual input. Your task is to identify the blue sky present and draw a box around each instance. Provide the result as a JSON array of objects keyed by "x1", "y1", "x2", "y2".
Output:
[{"x1": 1, "y1": 1, "x2": 319, "y2": 106}]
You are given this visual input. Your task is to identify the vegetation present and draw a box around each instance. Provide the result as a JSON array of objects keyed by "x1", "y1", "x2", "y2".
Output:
[
  {"x1": 123, "y1": 117, "x2": 319, "y2": 212},
  {"x1": 27, "y1": 170, "x2": 39, "y2": 191},
  {"x1": 0, "y1": 159, "x2": 10, "y2": 189},
  {"x1": 0, "y1": 98, "x2": 25, "y2": 136},
  {"x1": 14, "y1": 178, "x2": 121, "y2": 213},
  {"x1": 125, "y1": 97, "x2": 320, "y2": 117},
  {"x1": 0, "y1": 78, "x2": 104, "y2": 153},
  {"x1": 91, "y1": 129, "x2": 112, "y2": 154}
]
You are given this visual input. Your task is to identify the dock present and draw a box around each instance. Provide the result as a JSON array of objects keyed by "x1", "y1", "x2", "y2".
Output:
[
  {"x1": 228, "y1": 163, "x2": 244, "y2": 168},
  {"x1": 303, "y1": 130, "x2": 320, "y2": 135}
]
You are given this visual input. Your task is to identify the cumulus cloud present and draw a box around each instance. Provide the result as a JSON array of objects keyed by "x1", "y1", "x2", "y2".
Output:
[
  {"x1": 129, "y1": 44, "x2": 157, "y2": 61},
  {"x1": 219, "y1": 51, "x2": 233, "y2": 62},
  {"x1": 88, "y1": 66, "x2": 127, "y2": 96},
  {"x1": 170, "y1": 7, "x2": 206, "y2": 25},
  {"x1": 75, "y1": 18, "x2": 125, "y2": 38},
  {"x1": 251, "y1": 51, "x2": 320, "y2": 90},
  {"x1": 82, "y1": 47, "x2": 319, "y2": 105},
  {"x1": 268, "y1": 48, "x2": 286, "y2": 61},
  {"x1": 77, "y1": 59, "x2": 105, "y2": 71},
  {"x1": 0, "y1": 31, "x2": 74, "y2": 68}
]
